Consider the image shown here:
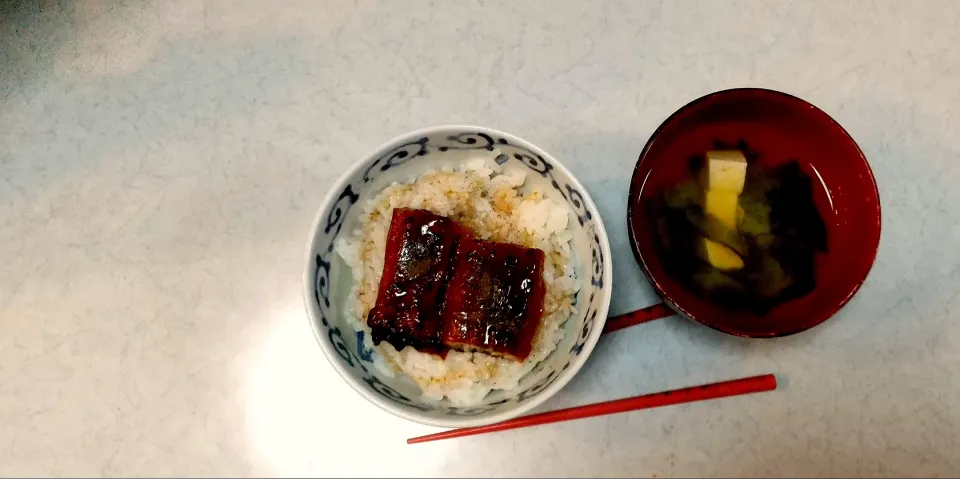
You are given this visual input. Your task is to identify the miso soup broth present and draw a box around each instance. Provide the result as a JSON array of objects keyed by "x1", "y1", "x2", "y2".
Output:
[{"x1": 640, "y1": 125, "x2": 834, "y2": 315}]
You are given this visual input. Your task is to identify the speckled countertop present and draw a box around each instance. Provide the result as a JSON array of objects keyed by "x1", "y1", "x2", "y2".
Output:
[{"x1": 3, "y1": 0, "x2": 960, "y2": 477}]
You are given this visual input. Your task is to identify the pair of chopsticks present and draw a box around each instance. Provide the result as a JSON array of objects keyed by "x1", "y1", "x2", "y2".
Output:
[{"x1": 408, "y1": 304, "x2": 778, "y2": 444}]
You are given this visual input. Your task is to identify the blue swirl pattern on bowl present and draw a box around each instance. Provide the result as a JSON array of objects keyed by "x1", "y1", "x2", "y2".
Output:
[{"x1": 309, "y1": 130, "x2": 607, "y2": 417}]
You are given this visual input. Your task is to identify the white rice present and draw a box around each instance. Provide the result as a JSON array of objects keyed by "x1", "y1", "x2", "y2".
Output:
[{"x1": 336, "y1": 154, "x2": 579, "y2": 406}]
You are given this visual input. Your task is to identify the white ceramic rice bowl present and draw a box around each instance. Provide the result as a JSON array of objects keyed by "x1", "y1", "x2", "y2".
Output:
[{"x1": 303, "y1": 125, "x2": 613, "y2": 427}]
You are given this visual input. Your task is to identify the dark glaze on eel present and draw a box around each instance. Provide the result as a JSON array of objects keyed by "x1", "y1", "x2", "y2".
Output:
[
  {"x1": 441, "y1": 237, "x2": 546, "y2": 361},
  {"x1": 367, "y1": 208, "x2": 468, "y2": 353},
  {"x1": 366, "y1": 208, "x2": 548, "y2": 361}
]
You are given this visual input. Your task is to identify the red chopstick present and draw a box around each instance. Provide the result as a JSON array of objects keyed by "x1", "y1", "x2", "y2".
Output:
[
  {"x1": 602, "y1": 302, "x2": 675, "y2": 334},
  {"x1": 407, "y1": 373, "x2": 777, "y2": 444}
]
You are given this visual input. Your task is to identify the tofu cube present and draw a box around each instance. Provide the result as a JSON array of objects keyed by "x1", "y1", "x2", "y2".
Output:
[
  {"x1": 704, "y1": 189, "x2": 740, "y2": 231},
  {"x1": 704, "y1": 150, "x2": 748, "y2": 193}
]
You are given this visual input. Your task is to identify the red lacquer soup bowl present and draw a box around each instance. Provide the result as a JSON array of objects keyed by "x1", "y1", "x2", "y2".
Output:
[{"x1": 627, "y1": 88, "x2": 881, "y2": 337}]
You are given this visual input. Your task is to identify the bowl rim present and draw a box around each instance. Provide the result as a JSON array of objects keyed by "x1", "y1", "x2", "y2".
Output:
[
  {"x1": 626, "y1": 87, "x2": 882, "y2": 338},
  {"x1": 303, "y1": 124, "x2": 614, "y2": 427}
]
